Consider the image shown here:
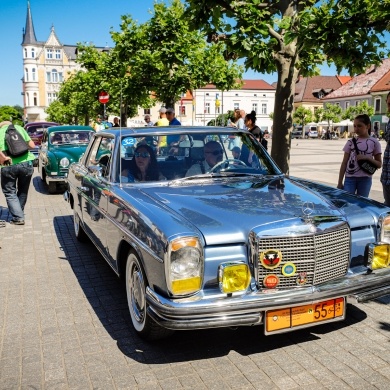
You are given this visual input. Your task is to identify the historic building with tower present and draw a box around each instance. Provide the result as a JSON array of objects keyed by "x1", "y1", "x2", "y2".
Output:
[{"x1": 21, "y1": 1, "x2": 81, "y2": 122}]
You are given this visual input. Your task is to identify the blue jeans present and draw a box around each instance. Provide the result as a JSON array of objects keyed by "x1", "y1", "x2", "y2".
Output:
[
  {"x1": 1, "y1": 161, "x2": 34, "y2": 221},
  {"x1": 344, "y1": 176, "x2": 372, "y2": 197}
]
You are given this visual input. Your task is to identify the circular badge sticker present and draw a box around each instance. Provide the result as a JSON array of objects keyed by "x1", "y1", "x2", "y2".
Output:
[
  {"x1": 282, "y1": 262, "x2": 296, "y2": 277},
  {"x1": 263, "y1": 274, "x2": 279, "y2": 289},
  {"x1": 259, "y1": 249, "x2": 282, "y2": 270}
]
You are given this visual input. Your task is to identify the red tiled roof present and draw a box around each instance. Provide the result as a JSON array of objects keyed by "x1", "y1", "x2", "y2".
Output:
[
  {"x1": 294, "y1": 75, "x2": 344, "y2": 103},
  {"x1": 323, "y1": 59, "x2": 390, "y2": 99},
  {"x1": 337, "y1": 76, "x2": 352, "y2": 85},
  {"x1": 202, "y1": 79, "x2": 275, "y2": 90},
  {"x1": 370, "y1": 71, "x2": 390, "y2": 93}
]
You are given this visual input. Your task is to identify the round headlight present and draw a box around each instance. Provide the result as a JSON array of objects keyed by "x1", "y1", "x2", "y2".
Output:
[{"x1": 59, "y1": 157, "x2": 70, "y2": 167}]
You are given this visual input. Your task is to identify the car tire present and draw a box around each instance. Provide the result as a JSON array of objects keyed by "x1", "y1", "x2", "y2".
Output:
[
  {"x1": 73, "y1": 210, "x2": 88, "y2": 242},
  {"x1": 48, "y1": 182, "x2": 57, "y2": 194},
  {"x1": 126, "y1": 251, "x2": 174, "y2": 341}
]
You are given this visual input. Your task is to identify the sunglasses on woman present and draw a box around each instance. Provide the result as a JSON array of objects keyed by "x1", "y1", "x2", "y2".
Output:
[{"x1": 134, "y1": 152, "x2": 150, "y2": 158}]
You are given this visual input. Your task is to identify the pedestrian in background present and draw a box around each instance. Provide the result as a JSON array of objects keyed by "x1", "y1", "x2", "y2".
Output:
[
  {"x1": 380, "y1": 92, "x2": 390, "y2": 205},
  {"x1": 113, "y1": 117, "x2": 120, "y2": 127},
  {"x1": 156, "y1": 108, "x2": 169, "y2": 154},
  {"x1": 0, "y1": 121, "x2": 36, "y2": 225},
  {"x1": 166, "y1": 108, "x2": 181, "y2": 126},
  {"x1": 228, "y1": 109, "x2": 245, "y2": 150},
  {"x1": 337, "y1": 114, "x2": 382, "y2": 197},
  {"x1": 144, "y1": 115, "x2": 154, "y2": 126}
]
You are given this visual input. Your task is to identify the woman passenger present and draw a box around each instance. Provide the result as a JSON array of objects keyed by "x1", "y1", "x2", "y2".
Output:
[{"x1": 121, "y1": 144, "x2": 165, "y2": 182}]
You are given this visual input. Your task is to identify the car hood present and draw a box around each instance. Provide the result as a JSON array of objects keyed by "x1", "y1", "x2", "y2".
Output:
[
  {"x1": 135, "y1": 176, "x2": 373, "y2": 245},
  {"x1": 50, "y1": 145, "x2": 88, "y2": 162}
]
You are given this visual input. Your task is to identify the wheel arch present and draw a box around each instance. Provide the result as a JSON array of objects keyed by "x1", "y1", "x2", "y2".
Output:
[{"x1": 117, "y1": 240, "x2": 146, "y2": 281}]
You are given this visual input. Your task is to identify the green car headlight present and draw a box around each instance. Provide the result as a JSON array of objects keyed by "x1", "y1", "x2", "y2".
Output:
[{"x1": 59, "y1": 157, "x2": 70, "y2": 168}]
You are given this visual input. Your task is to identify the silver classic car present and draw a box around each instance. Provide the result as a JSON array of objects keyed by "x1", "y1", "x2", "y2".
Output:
[{"x1": 65, "y1": 126, "x2": 390, "y2": 340}]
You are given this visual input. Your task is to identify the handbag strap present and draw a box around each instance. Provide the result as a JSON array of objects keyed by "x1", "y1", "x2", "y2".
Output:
[{"x1": 352, "y1": 137, "x2": 360, "y2": 155}]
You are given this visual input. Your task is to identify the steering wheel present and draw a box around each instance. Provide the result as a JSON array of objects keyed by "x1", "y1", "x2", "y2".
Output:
[{"x1": 209, "y1": 158, "x2": 247, "y2": 173}]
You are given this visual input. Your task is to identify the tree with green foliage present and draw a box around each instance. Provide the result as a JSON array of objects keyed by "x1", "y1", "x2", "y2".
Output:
[
  {"x1": 185, "y1": 0, "x2": 390, "y2": 173},
  {"x1": 315, "y1": 103, "x2": 342, "y2": 130},
  {"x1": 111, "y1": 0, "x2": 243, "y2": 109},
  {"x1": 0, "y1": 105, "x2": 24, "y2": 126},
  {"x1": 293, "y1": 106, "x2": 313, "y2": 128},
  {"x1": 342, "y1": 101, "x2": 374, "y2": 120}
]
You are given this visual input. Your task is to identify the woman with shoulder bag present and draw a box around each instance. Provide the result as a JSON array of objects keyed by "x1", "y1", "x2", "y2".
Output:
[{"x1": 337, "y1": 114, "x2": 382, "y2": 197}]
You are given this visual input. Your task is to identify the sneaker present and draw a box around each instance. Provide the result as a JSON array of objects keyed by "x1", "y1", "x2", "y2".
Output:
[{"x1": 10, "y1": 219, "x2": 25, "y2": 225}]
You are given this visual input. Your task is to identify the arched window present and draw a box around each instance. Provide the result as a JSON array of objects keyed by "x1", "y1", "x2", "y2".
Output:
[
  {"x1": 32, "y1": 68, "x2": 36, "y2": 81},
  {"x1": 25, "y1": 68, "x2": 29, "y2": 82},
  {"x1": 52, "y1": 69, "x2": 58, "y2": 83},
  {"x1": 31, "y1": 48, "x2": 35, "y2": 58},
  {"x1": 33, "y1": 93, "x2": 37, "y2": 106},
  {"x1": 24, "y1": 48, "x2": 27, "y2": 58},
  {"x1": 26, "y1": 92, "x2": 30, "y2": 106}
]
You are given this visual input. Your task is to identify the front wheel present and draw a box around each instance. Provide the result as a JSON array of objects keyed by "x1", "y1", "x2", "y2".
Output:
[
  {"x1": 73, "y1": 210, "x2": 88, "y2": 242},
  {"x1": 126, "y1": 251, "x2": 174, "y2": 340}
]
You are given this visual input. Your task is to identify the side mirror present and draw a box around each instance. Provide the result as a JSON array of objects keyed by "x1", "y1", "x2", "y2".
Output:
[{"x1": 88, "y1": 165, "x2": 102, "y2": 178}]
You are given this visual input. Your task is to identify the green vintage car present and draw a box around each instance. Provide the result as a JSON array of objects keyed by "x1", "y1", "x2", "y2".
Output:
[{"x1": 38, "y1": 125, "x2": 94, "y2": 193}]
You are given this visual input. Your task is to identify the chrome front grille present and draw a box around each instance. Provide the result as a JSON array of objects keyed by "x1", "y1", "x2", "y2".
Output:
[{"x1": 254, "y1": 227, "x2": 350, "y2": 289}]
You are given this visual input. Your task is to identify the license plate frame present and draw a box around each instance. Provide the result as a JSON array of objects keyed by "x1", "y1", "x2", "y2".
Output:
[{"x1": 265, "y1": 297, "x2": 345, "y2": 334}]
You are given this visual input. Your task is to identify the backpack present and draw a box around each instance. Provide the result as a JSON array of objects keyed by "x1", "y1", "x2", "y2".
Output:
[{"x1": 4, "y1": 125, "x2": 29, "y2": 157}]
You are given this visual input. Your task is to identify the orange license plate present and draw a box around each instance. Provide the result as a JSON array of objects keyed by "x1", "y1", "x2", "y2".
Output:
[{"x1": 265, "y1": 297, "x2": 345, "y2": 334}]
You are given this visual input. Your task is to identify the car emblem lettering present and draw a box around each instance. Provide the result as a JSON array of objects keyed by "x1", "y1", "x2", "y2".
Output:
[{"x1": 260, "y1": 249, "x2": 282, "y2": 269}]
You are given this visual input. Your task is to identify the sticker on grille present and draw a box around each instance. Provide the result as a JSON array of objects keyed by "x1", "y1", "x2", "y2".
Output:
[{"x1": 256, "y1": 227, "x2": 350, "y2": 289}]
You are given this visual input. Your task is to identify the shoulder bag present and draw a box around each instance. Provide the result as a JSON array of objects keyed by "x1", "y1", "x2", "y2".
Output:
[{"x1": 352, "y1": 137, "x2": 378, "y2": 175}]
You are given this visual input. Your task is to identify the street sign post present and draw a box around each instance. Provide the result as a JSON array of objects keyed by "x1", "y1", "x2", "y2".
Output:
[{"x1": 98, "y1": 91, "x2": 109, "y2": 121}]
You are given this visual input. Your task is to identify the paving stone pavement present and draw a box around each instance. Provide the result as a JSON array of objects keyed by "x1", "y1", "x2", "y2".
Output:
[{"x1": 1, "y1": 141, "x2": 390, "y2": 389}]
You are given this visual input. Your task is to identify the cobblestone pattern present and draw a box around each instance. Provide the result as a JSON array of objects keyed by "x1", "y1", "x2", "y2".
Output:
[{"x1": 0, "y1": 170, "x2": 390, "y2": 390}]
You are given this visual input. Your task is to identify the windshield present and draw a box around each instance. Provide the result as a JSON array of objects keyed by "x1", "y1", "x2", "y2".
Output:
[
  {"x1": 50, "y1": 131, "x2": 92, "y2": 145},
  {"x1": 116, "y1": 131, "x2": 280, "y2": 183}
]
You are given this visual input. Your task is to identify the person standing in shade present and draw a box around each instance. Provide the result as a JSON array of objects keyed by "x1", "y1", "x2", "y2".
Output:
[
  {"x1": 380, "y1": 92, "x2": 390, "y2": 204},
  {"x1": 144, "y1": 115, "x2": 154, "y2": 126},
  {"x1": 166, "y1": 107, "x2": 181, "y2": 126},
  {"x1": 0, "y1": 121, "x2": 36, "y2": 225},
  {"x1": 337, "y1": 114, "x2": 382, "y2": 197},
  {"x1": 112, "y1": 117, "x2": 120, "y2": 127}
]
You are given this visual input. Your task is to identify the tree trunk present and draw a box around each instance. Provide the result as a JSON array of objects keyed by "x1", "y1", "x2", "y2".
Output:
[{"x1": 271, "y1": 55, "x2": 299, "y2": 174}]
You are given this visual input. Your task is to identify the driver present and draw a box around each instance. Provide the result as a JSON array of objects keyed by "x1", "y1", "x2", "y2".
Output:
[{"x1": 186, "y1": 141, "x2": 224, "y2": 176}]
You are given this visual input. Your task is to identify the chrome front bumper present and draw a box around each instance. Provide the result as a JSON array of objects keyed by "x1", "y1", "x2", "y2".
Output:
[{"x1": 146, "y1": 267, "x2": 390, "y2": 330}]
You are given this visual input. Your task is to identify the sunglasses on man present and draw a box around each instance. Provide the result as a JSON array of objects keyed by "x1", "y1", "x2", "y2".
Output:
[{"x1": 205, "y1": 150, "x2": 223, "y2": 156}]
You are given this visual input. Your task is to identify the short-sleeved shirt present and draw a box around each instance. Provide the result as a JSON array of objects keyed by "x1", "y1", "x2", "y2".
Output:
[
  {"x1": 342, "y1": 137, "x2": 381, "y2": 178},
  {"x1": 0, "y1": 124, "x2": 35, "y2": 165}
]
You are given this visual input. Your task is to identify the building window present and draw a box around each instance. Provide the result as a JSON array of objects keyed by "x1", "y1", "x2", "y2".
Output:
[
  {"x1": 25, "y1": 68, "x2": 29, "y2": 82},
  {"x1": 33, "y1": 93, "x2": 37, "y2": 106},
  {"x1": 180, "y1": 105, "x2": 186, "y2": 115},
  {"x1": 143, "y1": 108, "x2": 151, "y2": 115},
  {"x1": 261, "y1": 103, "x2": 267, "y2": 115},
  {"x1": 47, "y1": 93, "x2": 58, "y2": 104},
  {"x1": 24, "y1": 48, "x2": 27, "y2": 58},
  {"x1": 215, "y1": 106, "x2": 220, "y2": 114},
  {"x1": 234, "y1": 102, "x2": 239, "y2": 110},
  {"x1": 32, "y1": 68, "x2": 36, "y2": 81},
  {"x1": 46, "y1": 49, "x2": 53, "y2": 59},
  {"x1": 26, "y1": 92, "x2": 30, "y2": 106},
  {"x1": 31, "y1": 48, "x2": 35, "y2": 58},
  {"x1": 375, "y1": 98, "x2": 381, "y2": 113},
  {"x1": 355, "y1": 101, "x2": 359, "y2": 106},
  {"x1": 205, "y1": 103, "x2": 210, "y2": 114},
  {"x1": 55, "y1": 49, "x2": 61, "y2": 59},
  {"x1": 47, "y1": 69, "x2": 63, "y2": 83},
  {"x1": 252, "y1": 103, "x2": 258, "y2": 113},
  {"x1": 345, "y1": 101, "x2": 350, "y2": 109}
]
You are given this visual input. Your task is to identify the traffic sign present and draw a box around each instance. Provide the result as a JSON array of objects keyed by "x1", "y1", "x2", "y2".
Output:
[{"x1": 98, "y1": 91, "x2": 109, "y2": 104}]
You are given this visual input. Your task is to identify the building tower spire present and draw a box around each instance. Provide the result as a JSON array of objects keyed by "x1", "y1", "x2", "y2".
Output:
[{"x1": 22, "y1": 1, "x2": 38, "y2": 44}]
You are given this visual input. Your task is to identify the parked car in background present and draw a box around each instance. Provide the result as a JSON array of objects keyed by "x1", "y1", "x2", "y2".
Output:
[
  {"x1": 65, "y1": 126, "x2": 390, "y2": 340},
  {"x1": 24, "y1": 121, "x2": 59, "y2": 166},
  {"x1": 308, "y1": 130, "x2": 318, "y2": 138},
  {"x1": 38, "y1": 125, "x2": 94, "y2": 193}
]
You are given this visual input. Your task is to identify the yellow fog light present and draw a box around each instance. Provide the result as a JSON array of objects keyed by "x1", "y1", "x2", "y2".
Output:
[
  {"x1": 368, "y1": 244, "x2": 390, "y2": 270},
  {"x1": 218, "y1": 262, "x2": 250, "y2": 294},
  {"x1": 171, "y1": 277, "x2": 201, "y2": 295}
]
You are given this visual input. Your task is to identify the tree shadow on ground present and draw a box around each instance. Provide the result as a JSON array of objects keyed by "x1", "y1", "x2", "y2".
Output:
[{"x1": 53, "y1": 214, "x2": 370, "y2": 364}]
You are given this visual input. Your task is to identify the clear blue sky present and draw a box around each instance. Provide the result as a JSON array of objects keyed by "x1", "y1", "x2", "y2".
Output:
[{"x1": 1, "y1": 0, "x2": 350, "y2": 107}]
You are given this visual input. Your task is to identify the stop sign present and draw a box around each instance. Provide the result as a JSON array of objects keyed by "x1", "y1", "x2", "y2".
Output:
[{"x1": 98, "y1": 91, "x2": 109, "y2": 104}]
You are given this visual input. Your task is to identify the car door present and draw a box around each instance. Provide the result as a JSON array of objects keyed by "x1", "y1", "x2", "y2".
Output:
[{"x1": 81, "y1": 135, "x2": 114, "y2": 255}]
